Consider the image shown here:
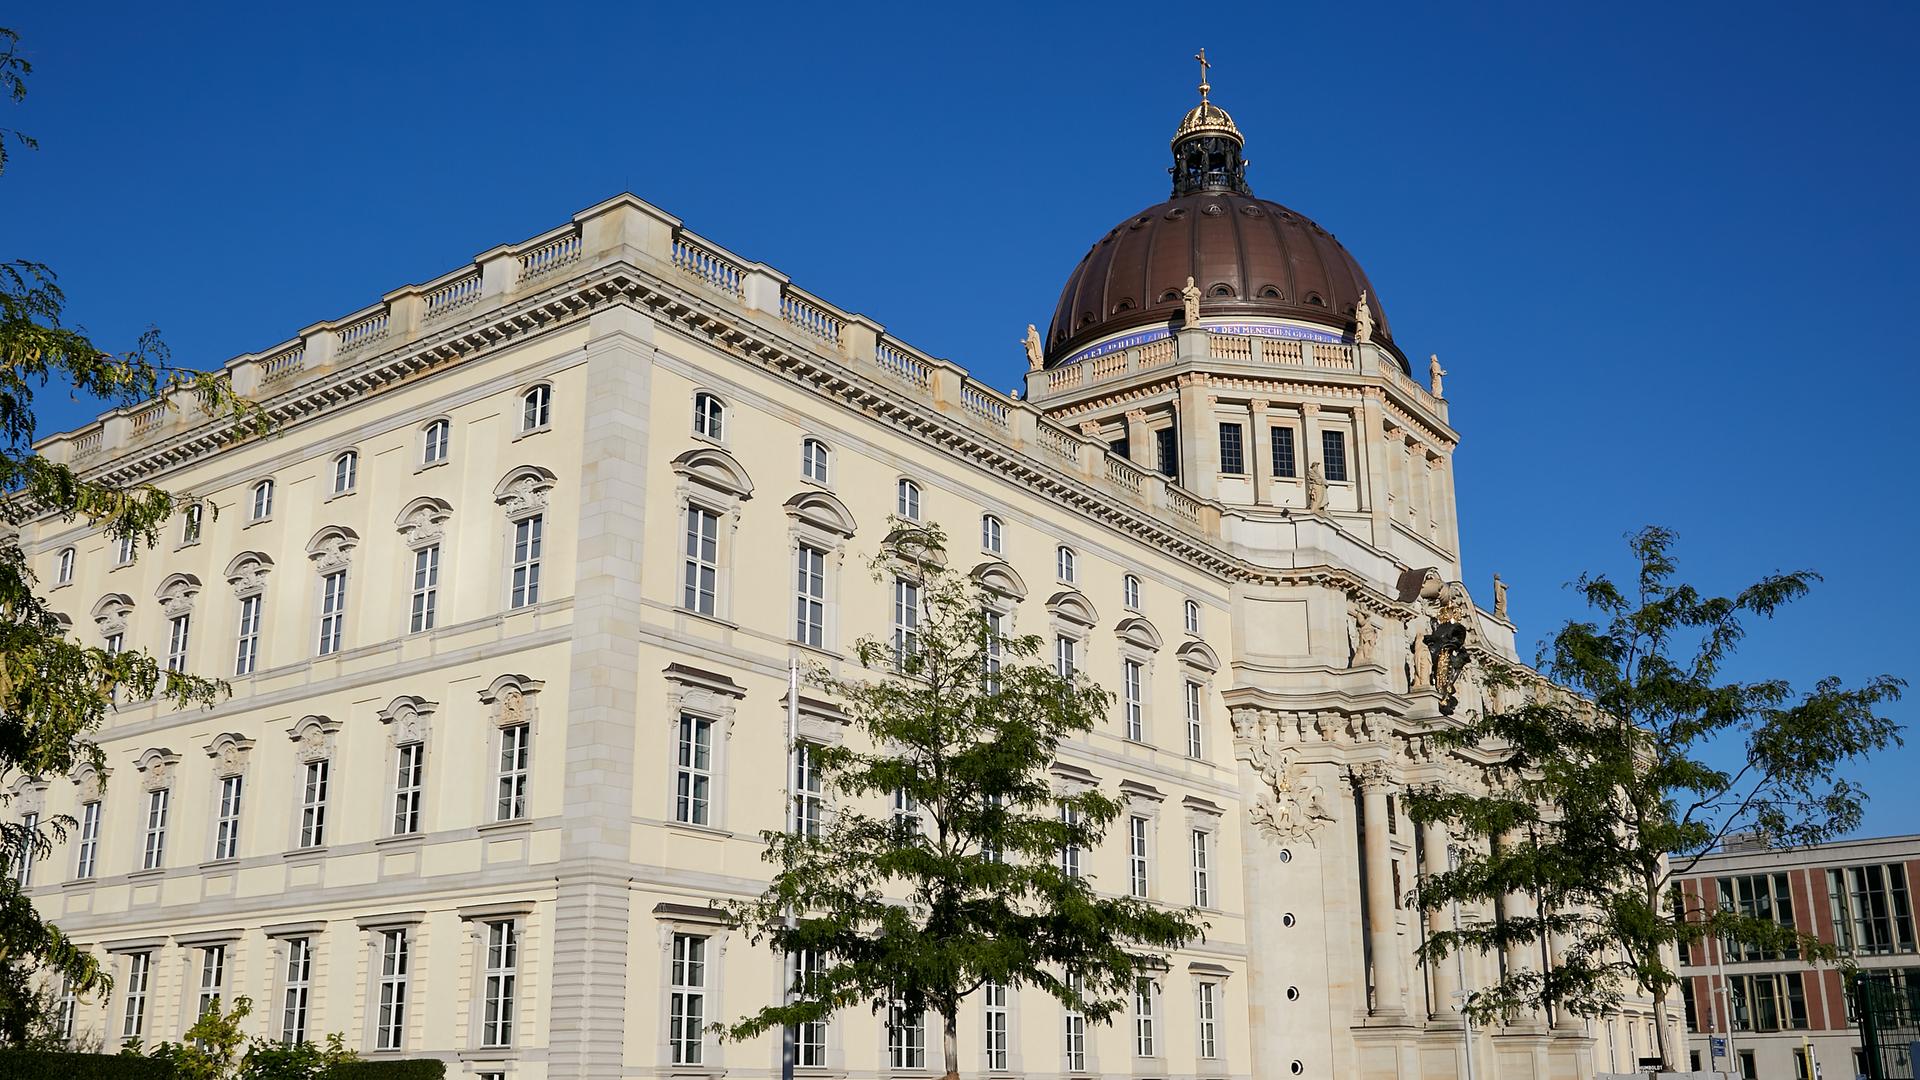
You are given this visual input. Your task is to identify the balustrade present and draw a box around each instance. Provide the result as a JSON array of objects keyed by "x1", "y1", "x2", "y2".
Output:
[
  {"x1": 337, "y1": 310, "x2": 390, "y2": 353},
  {"x1": 519, "y1": 232, "x2": 581, "y2": 280},
  {"x1": 424, "y1": 272, "x2": 482, "y2": 320},
  {"x1": 671, "y1": 235, "x2": 743, "y2": 297},
  {"x1": 780, "y1": 291, "x2": 843, "y2": 345}
]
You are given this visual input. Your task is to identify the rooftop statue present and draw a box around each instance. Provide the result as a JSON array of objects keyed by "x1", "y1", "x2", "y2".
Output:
[
  {"x1": 1181, "y1": 276, "x2": 1202, "y2": 327},
  {"x1": 1353, "y1": 290, "x2": 1374, "y2": 344},
  {"x1": 1430, "y1": 354, "x2": 1448, "y2": 398},
  {"x1": 1022, "y1": 324, "x2": 1044, "y2": 371}
]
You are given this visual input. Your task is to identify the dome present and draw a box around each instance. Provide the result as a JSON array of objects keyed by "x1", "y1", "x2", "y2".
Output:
[{"x1": 1044, "y1": 78, "x2": 1401, "y2": 370}]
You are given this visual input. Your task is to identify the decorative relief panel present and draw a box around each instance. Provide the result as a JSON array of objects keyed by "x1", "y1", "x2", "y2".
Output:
[
  {"x1": 203, "y1": 732, "x2": 255, "y2": 777},
  {"x1": 286, "y1": 715, "x2": 340, "y2": 763}
]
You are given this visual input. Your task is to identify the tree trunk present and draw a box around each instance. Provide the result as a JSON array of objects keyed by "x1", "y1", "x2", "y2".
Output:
[
  {"x1": 1652, "y1": 991, "x2": 1674, "y2": 1070},
  {"x1": 942, "y1": 1005, "x2": 960, "y2": 1080}
]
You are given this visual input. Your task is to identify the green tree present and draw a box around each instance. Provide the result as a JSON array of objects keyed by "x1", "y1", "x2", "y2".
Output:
[
  {"x1": 143, "y1": 995, "x2": 357, "y2": 1080},
  {"x1": 0, "y1": 27, "x2": 262, "y2": 1038},
  {"x1": 1406, "y1": 526, "x2": 1904, "y2": 1068},
  {"x1": 725, "y1": 523, "x2": 1203, "y2": 1080}
]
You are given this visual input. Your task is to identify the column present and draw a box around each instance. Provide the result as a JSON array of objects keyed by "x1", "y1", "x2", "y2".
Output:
[
  {"x1": 1402, "y1": 435, "x2": 1422, "y2": 530},
  {"x1": 1360, "y1": 763, "x2": 1407, "y2": 1017},
  {"x1": 1249, "y1": 399, "x2": 1272, "y2": 505},
  {"x1": 1500, "y1": 832, "x2": 1543, "y2": 1028},
  {"x1": 1125, "y1": 409, "x2": 1153, "y2": 470},
  {"x1": 1175, "y1": 373, "x2": 1215, "y2": 497},
  {"x1": 1422, "y1": 817, "x2": 1461, "y2": 1021},
  {"x1": 1360, "y1": 391, "x2": 1392, "y2": 544},
  {"x1": 1300, "y1": 401, "x2": 1322, "y2": 475}
]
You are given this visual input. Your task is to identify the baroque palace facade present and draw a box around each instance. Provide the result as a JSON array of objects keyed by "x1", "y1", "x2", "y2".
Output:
[{"x1": 19, "y1": 86, "x2": 1674, "y2": 1080}]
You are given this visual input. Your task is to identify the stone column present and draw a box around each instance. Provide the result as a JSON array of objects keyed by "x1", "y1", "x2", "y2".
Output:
[
  {"x1": 1125, "y1": 409, "x2": 1154, "y2": 470},
  {"x1": 1402, "y1": 435, "x2": 1423, "y2": 531},
  {"x1": 1422, "y1": 818, "x2": 1461, "y2": 1022},
  {"x1": 1360, "y1": 763, "x2": 1407, "y2": 1017},
  {"x1": 1175, "y1": 374, "x2": 1216, "y2": 497},
  {"x1": 1360, "y1": 391, "x2": 1392, "y2": 543},
  {"x1": 1249, "y1": 399, "x2": 1272, "y2": 505},
  {"x1": 1500, "y1": 832, "x2": 1543, "y2": 1028},
  {"x1": 1300, "y1": 402, "x2": 1322, "y2": 476}
]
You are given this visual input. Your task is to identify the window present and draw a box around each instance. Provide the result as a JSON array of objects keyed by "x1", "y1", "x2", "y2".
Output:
[
  {"x1": 1055, "y1": 545, "x2": 1076, "y2": 583},
  {"x1": 521, "y1": 384, "x2": 551, "y2": 432},
  {"x1": 1155, "y1": 426, "x2": 1178, "y2": 479},
  {"x1": 693, "y1": 392, "x2": 725, "y2": 440},
  {"x1": 510, "y1": 515, "x2": 543, "y2": 609},
  {"x1": 1063, "y1": 973, "x2": 1087, "y2": 1072},
  {"x1": 234, "y1": 594, "x2": 262, "y2": 675},
  {"x1": 790, "y1": 949, "x2": 826, "y2": 1066},
  {"x1": 197, "y1": 944, "x2": 227, "y2": 1019},
  {"x1": 1322, "y1": 429, "x2": 1349, "y2": 482},
  {"x1": 75, "y1": 800, "x2": 100, "y2": 879},
  {"x1": 105, "y1": 631, "x2": 123, "y2": 655},
  {"x1": 57, "y1": 547, "x2": 74, "y2": 584},
  {"x1": 795, "y1": 545, "x2": 826, "y2": 647},
  {"x1": 1828, "y1": 863, "x2": 1916, "y2": 955},
  {"x1": 482, "y1": 920, "x2": 518, "y2": 1047},
  {"x1": 182, "y1": 505, "x2": 202, "y2": 545},
  {"x1": 422, "y1": 419, "x2": 451, "y2": 464},
  {"x1": 121, "y1": 952, "x2": 151, "y2": 1042},
  {"x1": 12, "y1": 811, "x2": 35, "y2": 887},
  {"x1": 981, "y1": 514, "x2": 1002, "y2": 554},
  {"x1": 1054, "y1": 635, "x2": 1074, "y2": 679},
  {"x1": 409, "y1": 545, "x2": 440, "y2": 632},
  {"x1": 1128, "y1": 815, "x2": 1150, "y2": 898},
  {"x1": 675, "y1": 714, "x2": 713, "y2": 825},
  {"x1": 1059, "y1": 803, "x2": 1082, "y2": 879},
  {"x1": 983, "y1": 609, "x2": 1005, "y2": 695},
  {"x1": 1184, "y1": 599, "x2": 1200, "y2": 635},
  {"x1": 896, "y1": 478, "x2": 921, "y2": 520},
  {"x1": 1133, "y1": 978, "x2": 1157, "y2": 1057},
  {"x1": 1191, "y1": 829, "x2": 1212, "y2": 907},
  {"x1": 1728, "y1": 971, "x2": 1809, "y2": 1032},
  {"x1": 375, "y1": 929, "x2": 410, "y2": 1050},
  {"x1": 1184, "y1": 681, "x2": 1204, "y2": 759},
  {"x1": 496, "y1": 723, "x2": 530, "y2": 821},
  {"x1": 793, "y1": 743, "x2": 823, "y2": 838},
  {"x1": 893, "y1": 577, "x2": 921, "y2": 669},
  {"x1": 250, "y1": 480, "x2": 274, "y2": 521},
  {"x1": 1123, "y1": 574, "x2": 1140, "y2": 610},
  {"x1": 802, "y1": 438, "x2": 830, "y2": 483},
  {"x1": 142, "y1": 788, "x2": 169, "y2": 869},
  {"x1": 984, "y1": 982, "x2": 1010, "y2": 1071},
  {"x1": 1122, "y1": 659, "x2": 1144, "y2": 741},
  {"x1": 315, "y1": 569, "x2": 347, "y2": 655},
  {"x1": 1717, "y1": 872, "x2": 1798, "y2": 960},
  {"x1": 281, "y1": 937, "x2": 313, "y2": 1043},
  {"x1": 1218, "y1": 422, "x2": 1245, "y2": 474},
  {"x1": 213, "y1": 775, "x2": 243, "y2": 861},
  {"x1": 117, "y1": 534, "x2": 136, "y2": 565},
  {"x1": 1196, "y1": 981, "x2": 1220, "y2": 1059},
  {"x1": 888, "y1": 1003, "x2": 925, "y2": 1069},
  {"x1": 1270, "y1": 426, "x2": 1297, "y2": 478},
  {"x1": 1737, "y1": 1049, "x2": 1756, "y2": 1080},
  {"x1": 299, "y1": 760, "x2": 329, "y2": 848},
  {"x1": 332, "y1": 451, "x2": 358, "y2": 495},
  {"x1": 682, "y1": 507, "x2": 718, "y2": 615},
  {"x1": 892, "y1": 785, "x2": 921, "y2": 839},
  {"x1": 56, "y1": 976, "x2": 76, "y2": 1043},
  {"x1": 392, "y1": 743, "x2": 424, "y2": 835},
  {"x1": 668, "y1": 933, "x2": 707, "y2": 1065},
  {"x1": 166, "y1": 613, "x2": 190, "y2": 673}
]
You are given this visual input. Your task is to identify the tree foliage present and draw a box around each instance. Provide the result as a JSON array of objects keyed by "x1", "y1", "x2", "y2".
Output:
[
  {"x1": 725, "y1": 523, "x2": 1203, "y2": 1079},
  {"x1": 142, "y1": 996, "x2": 357, "y2": 1080},
  {"x1": 1405, "y1": 526, "x2": 1904, "y2": 1067}
]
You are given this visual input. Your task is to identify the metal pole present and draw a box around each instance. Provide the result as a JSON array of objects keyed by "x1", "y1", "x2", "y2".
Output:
[
  {"x1": 1712, "y1": 933, "x2": 1738, "y2": 1077},
  {"x1": 1451, "y1": 844, "x2": 1475, "y2": 1080},
  {"x1": 781, "y1": 661, "x2": 799, "y2": 1080}
]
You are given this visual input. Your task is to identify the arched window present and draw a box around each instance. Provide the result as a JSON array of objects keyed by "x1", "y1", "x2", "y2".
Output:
[
  {"x1": 521, "y1": 385, "x2": 552, "y2": 432},
  {"x1": 896, "y1": 479, "x2": 921, "y2": 521},
  {"x1": 250, "y1": 480, "x2": 275, "y2": 521},
  {"x1": 332, "y1": 451, "x2": 358, "y2": 496},
  {"x1": 422, "y1": 419, "x2": 451, "y2": 465},
  {"x1": 694, "y1": 392, "x2": 725, "y2": 441},
  {"x1": 801, "y1": 438, "x2": 831, "y2": 484},
  {"x1": 56, "y1": 547, "x2": 75, "y2": 585},
  {"x1": 1055, "y1": 545, "x2": 1076, "y2": 584},
  {"x1": 1123, "y1": 574, "x2": 1141, "y2": 610},
  {"x1": 980, "y1": 514, "x2": 1002, "y2": 555},
  {"x1": 1184, "y1": 599, "x2": 1200, "y2": 635}
]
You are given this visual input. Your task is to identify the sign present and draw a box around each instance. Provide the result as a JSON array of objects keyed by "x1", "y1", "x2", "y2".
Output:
[{"x1": 1711, "y1": 1036, "x2": 1727, "y2": 1057}]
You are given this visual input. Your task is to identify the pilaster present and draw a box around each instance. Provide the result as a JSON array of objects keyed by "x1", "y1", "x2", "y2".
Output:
[{"x1": 1249, "y1": 399, "x2": 1272, "y2": 505}]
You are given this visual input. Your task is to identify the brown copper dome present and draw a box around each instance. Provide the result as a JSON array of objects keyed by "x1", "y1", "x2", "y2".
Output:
[{"x1": 1045, "y1": 92, "x2": 1402, "y2": 370}]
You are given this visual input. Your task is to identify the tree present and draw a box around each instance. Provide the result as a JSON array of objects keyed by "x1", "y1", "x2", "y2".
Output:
[
  {"x1": 1405, "y1": 526, "x2": 1904, "y2": 1068},
  {"x1": 0, "y1": 27, "x2": 261, "y2": 1037},
  {"x1": 725, "y1": 523, "x2": 1203, "y2": 1080},
  {"x1": 143, "y1": 995, "x2": 358, "y2": 1080}
]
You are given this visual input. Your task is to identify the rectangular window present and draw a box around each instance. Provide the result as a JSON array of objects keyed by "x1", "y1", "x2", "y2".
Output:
[
  {"x1": 984, "y1": 981, "x2": 1010, "y2": 1072},
  {"x1": 234, "y1": 594, "x2": 262, "y2": 676},
  {"x1": 1184, "y1": 681, "x2": 1204, "y2": 759},
  {"x1": 1064, "y1": 973, "x2": 1087, "y2": 1072},
  {"x1": 57, "y1": 976, "x2": 76, "y2": 1043},
  {"x1": 105, "y1": 632, "x2": 123, "y2": 655},
  {"x1": 1155, "y1": 426, "x2": 1178, "y2": 479},
  {"x1": 893, "y1": 577, "x2": 921, "y2": 669},
  {"x1": 316, "y1": 569, "x2": 347, "y2": 656},
  {"x1": 1196, "y1": 981, "x2": 1219, "y2": 1059},
  {"x1": 511, "y1": 515, "x2": 543, "y2": 609},
  {"x1": 1716, "y1": 872, "x2": 1799, "y2": 961},
  {"x1": 1828, "y1": 863, "x2": 1916, "y2": 955},
  {"x1": 299, "y1": 760, "x2": 329, "y2": 848},
  {"x1": 790, "y1": 949, "x2": 826, "y2": 1067},
  {"x1": 1055, "y1": 635, "x2": 1074, "y2": 679},
  {"x1": 1218, "y1": 422, "x2": 1245, "y2": 474},
  {"x1": 213, "y1": 775, "x2": 243, "y2": 861},
  {"x1": 197, "y1": 944, "x2": 226, "y2": 1019},
  {"x1": 793, "y1": 742, "x2": 823, "y2": 838},
  {"x1": 669, "y1": 933, "x2": 707, "y2": 1065},
  {"x1": 1270, "y1": 425, "x2": 1297, "y2": 478},
  {"x1": 1322, "y1": 429, "x2": 1349, "y2": 482},
  {"x1": 676, "y1": 714, "x2": 713, "y2": 826},
  {"x1": 281, "y1": 936, "x2": 312, "y2": 1043},
  {"x1": 142, "y1": 788, "x2": 169, "y2": 870},
  {"x1": 183, "y1": 504, "x2": 203, "y2": 545},
  {"x1": 117, "y1": 534, "x2": 136, "y2": 565},
  {"x1": 121, "y1": 952, "x2": 151, "y2": 1042},
  {"x1": 482, "y1": 920, "x2": 518, "y2": 1048},
  {"x1": 496, "y1": 724, "x2": 530, "y2": 822},
  {"x1": 1122, "y1": 659, "x2": 1144, "y2": 741},
  {"x1": 166, "y1": 614, "x2": 191, "y2": 673},
  {"x1": 1059, "y1": 804, "x2": 1081, "y2": 879},
  {"x1": 1191, "y1": 829, "x2": 1212, "y2": 907},
  {"x1": 1128, "y1": 816, "x2": 1150, "y2": 899},
  {"x1": 1133, "y1": 978, "x2": 1156, "y2": 1058},
  {"x1": 375, "y1": 929, "x2": 409, "y2": 1050},
  {"x1": 892, "y1": 785, "x2": 921, "y2": 839},
  {"x1": 682, "y1": 507, "x2": 718, "y2": 615},
  {"x1": 391, "y1": 743, "x2": 424, "y2": 835},
  {"x1": 983, "y1": 609, "x2": 1005, "y2": 694},
  {"x1": 410, "y1": 545, "x2": 440, "y2": 632},
  {"x1": 888, "y1": 1004, "x2": 926, "y2": 1069},
  {"x1": 12, "y1": 811, "x2": 36, "y2": 887},
  {"x1": 1730, "y1": 972, "x2": 1810, "y2": 1032},
  {"x1": 75, "y1": 801, "x2": 101, "y2": 879},
  {"x1": 795, "y1": 545, "x2": 826, "y2": 647}
]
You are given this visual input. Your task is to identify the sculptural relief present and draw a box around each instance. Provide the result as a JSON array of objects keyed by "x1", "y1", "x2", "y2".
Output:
[{"x1": 1348, "y1": 605, "x2": 1379, "y2": 667}]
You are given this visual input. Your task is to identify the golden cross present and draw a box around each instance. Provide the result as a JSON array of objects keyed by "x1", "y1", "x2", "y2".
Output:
[{"x1": 1195, "y1": 48, "x2": 1211, "y2": 102}]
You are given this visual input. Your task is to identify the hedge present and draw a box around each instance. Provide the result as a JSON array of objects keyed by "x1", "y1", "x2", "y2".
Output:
[
  {"x1": 326, "y1": 1061, "x2": 446, "y2": 1080},
  {"x1": 0, "y1": 1049, "x2": 173, "y2": 1080}
]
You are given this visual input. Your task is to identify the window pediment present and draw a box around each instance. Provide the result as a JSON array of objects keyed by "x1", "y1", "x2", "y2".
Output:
[
  {"x1": 494, "y1": 465, "x2": 558, "y2": 520},
  {"x1": 135, "y1": 747, "x2": 179, "y2": 791},
  {"x1": 155, "y1": 574, "x2": 202, "y2": 618},
  {"x1": 225, "y1": 551, "x2": 274, "y2": 597},
  {"x1": 1046, "y1": 589, "x2": 1098, "y2": 628},
  {"x1": 970, "y1": 560, "x2": 1028, "y2": 602},
  {"x1": 1114, "y1": 615, "x2": 1163, "y2": 651},
  {"x1": 1177, "y1": 639, "x2": 1221, "y2": 673},
  {"x1": 91, "y1": 592, "x2": 134, "y2": 634},
  {"x1": 306, "y1": 526, "x2": 360, "y2": 572},
  {"x1": 204, "y1": 732, "x2": 256, "y2": 777},
  {"x1": 479, "y1": 674, "x2": 545, "y2": 729},
  {"x1": 672, "y1": 447, "x2": 753, "y2": 501},
  {"x1": 395, "y1": 496, "x2": 453, "y2": 549},
  {"x1": 784, "y1": 490, "x2": 856, "y2": 538},
  {"x1": 286, "y1": 714, "x2": 340, "y2": 763},
  {"x1": 377, "y1": 695, "x2": 438, "y2": 745}
]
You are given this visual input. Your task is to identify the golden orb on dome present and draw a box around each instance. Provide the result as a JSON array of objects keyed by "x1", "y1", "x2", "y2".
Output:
[{"x1": 1171, "y1": 100, "x2": 1243, "y2": 149}]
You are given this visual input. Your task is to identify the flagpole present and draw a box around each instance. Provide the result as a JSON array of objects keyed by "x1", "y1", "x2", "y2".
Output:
[{"x1": 782, "y1": 660, "x2": 799, "y2": 1080}]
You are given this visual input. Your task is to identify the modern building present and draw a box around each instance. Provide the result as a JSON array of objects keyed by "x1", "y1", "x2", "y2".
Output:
[
  {"x1": 1675, "y1": 834, "x2": 1920, "y2": 1080},
  {"x1": 16, "y1": 77, "x2": 1671, "y2": 1079}
]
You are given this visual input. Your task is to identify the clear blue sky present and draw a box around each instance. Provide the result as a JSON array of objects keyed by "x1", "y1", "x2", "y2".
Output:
[{"x1": 3, "y1": 4, "x2": 1913, "y2": 837}]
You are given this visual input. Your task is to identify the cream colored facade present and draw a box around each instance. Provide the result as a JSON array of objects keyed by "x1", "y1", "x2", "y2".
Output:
[{"x1": 18, "y1": 187, "x2": 1673, "y2": 1080}]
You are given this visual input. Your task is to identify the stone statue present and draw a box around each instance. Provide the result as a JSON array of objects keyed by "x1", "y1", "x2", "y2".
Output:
[
  {"x1": 1181, "y1": 276, "x2": 1202, "y2": 326},
  {"x1": 1411, "y1": 625, "x2": 1434, "y2": 689},
  {"x1": 1429, "y1": 353, "x2": 1447, "y2": 397},
  {"x1": 1022, "y1": 323, "x2": 1044, "y2": 371},
  {"x1": 1305, "y1": 461, "x2": 1328, "y2": 513},
  {"x1": 1493, "y1": 573, "x2": 1508, "y2": 620},
  {"x1": 1349, "y1": 606, "x2": 1379, "y2": 666},
  {"x1": 1353, "y1": 290, "x2": 1374, "y2": 344}
]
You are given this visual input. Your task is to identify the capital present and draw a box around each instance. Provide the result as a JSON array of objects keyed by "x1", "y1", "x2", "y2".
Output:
[
  {"x1": 1301, "y1": 402, "x2": 1320, "y2": 417},
  {"x1": 1125, "y1": 409, "x2": 1148, "y2": 422},
  {"x1": 1250, "y1": 398, "x2": 1270, "y2": 412},
  {"x1": 1355, "y1": 760, "x2": 1397, "y2": 791}
]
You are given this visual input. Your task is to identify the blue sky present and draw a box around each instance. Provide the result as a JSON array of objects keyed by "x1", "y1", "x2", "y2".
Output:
[{"x1": 3, "y1": 4, "x2": 1913, "y2": 837}]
